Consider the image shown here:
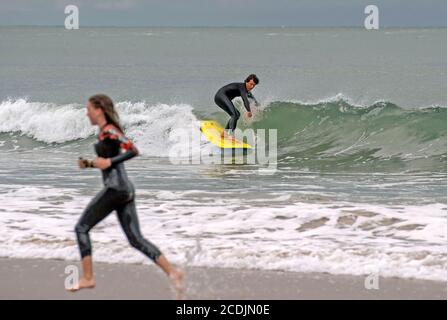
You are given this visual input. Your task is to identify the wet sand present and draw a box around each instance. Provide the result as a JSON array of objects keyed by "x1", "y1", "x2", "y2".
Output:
[{"x1": 1, "y1": 258, "x2": 446, "y2": 300}]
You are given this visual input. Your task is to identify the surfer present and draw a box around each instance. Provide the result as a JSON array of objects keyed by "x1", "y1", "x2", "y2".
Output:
[
  {"x1": 69, "y1": 94, "x2": 184, "y2": 299},
  {"x1": 214, "y1": 74, "x2": 259, "y2": 139}
]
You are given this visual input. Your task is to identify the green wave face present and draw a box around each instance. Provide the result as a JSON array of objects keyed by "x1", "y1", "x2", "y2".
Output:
[{"x1": 249, "y1": 100, "x2": 447, "y2": 173}]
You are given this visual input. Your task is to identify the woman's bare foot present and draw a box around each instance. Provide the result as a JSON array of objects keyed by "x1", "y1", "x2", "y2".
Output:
[
  {"x1": 169, "y1": 269, "x2": 185, "y2": 300},
  {"x1": 66, "y1": 277, "x2": 96, "y2": 292},
  {"x1": 155, "y1": 255, "x2": 185, "y2": 299}
]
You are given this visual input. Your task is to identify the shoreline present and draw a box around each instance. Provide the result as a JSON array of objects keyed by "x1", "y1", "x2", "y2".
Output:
[{"x1": 1, "y1": 257, "x2": 446, "y2": 299}]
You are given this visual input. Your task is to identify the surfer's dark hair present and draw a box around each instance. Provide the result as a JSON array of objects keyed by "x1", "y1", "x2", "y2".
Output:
[
  {"x1": 88, "y1": 94, "x2": 124, "y2": 133},
  {"x1": 245, "y1": 74, "x2": 259, "y2": 85}
]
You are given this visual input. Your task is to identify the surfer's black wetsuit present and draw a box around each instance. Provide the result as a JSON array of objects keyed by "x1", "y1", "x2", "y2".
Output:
[
  {"x1": 75, "y1": 124, "x2": 161, "y2": 262},
  {"x1": 214, "y1": 82, "x2": 258, "y2": 132}
]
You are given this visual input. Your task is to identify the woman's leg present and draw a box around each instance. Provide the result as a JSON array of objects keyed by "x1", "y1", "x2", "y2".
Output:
[
  {"x1": 69, "y1": 188, "x2": 118, "y2": 291},
  {"x1": 117, "y1": 198, "x2": 184, "y2": 298},
  {"x1": 116, "y1": 199, "x2": 162, "y2": 261}
]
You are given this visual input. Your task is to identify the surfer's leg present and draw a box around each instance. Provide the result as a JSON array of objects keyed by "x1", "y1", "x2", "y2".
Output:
[
  {"x1": 70, "y1": 188, "x2": 118, "y2": 292},
  {"x1": 230, "y1": 108, "x2": 241, "y2": 132},
  {"x1": 225, "y1": 100, "x2": 240, "y2": 132},
  {"x1": 215, "y1": 94, "x2": 240, "y2": 133},
  {"x1": 117, "y1": 197, "x2": 184, "y2": 299},
  {"x1": 214, "y1": 95, "x2": 241, "y2": 132},
  {"x1": 215, "y1": 94, "x2": 231, "y2": 114}
]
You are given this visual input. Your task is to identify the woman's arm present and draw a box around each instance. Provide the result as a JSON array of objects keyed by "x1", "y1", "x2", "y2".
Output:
[{"x1": 107, "y1": 128, "x2": 139, "y2": 165}]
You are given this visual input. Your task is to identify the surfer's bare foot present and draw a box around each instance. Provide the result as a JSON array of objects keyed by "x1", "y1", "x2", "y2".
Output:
[
  {"x1": 66, "y1": 277, "x2": 96, "y2": 292},
  {"x1": 221, "y1": 132, "x2": 236, "y2": 141},
  {"x1": 169, "y1": 269, "x2": 185, "y2": 300}
]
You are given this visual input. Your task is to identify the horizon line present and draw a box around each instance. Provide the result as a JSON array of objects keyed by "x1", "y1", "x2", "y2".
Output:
[{"x1": 2, "y1": 24, "x2": 447, "y2": 28}]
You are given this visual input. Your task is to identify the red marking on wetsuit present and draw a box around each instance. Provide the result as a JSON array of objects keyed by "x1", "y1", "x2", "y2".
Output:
[{"x1": 99, "y1": 124, "x2": 134, "y2": 151}]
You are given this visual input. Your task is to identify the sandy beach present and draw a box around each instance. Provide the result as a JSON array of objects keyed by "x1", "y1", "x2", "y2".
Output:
[{"x1": 0, "y1": 258, "x2": 446, "y2": 300}]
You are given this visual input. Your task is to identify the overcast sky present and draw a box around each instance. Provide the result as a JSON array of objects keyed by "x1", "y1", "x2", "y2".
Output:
[{"x1": 1, "y1": 0, "x2": 447, "y2": 27}]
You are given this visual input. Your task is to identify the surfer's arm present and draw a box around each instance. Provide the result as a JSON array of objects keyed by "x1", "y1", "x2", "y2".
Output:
[
  {"x1": 240, "y1": 89, "x2": 252, "y2": 113},
  {"x1": 247, "y1": 91, "x2": 260, "y2": 106},
  {"x1": 104, "y1": 128, "x2": 139, "y2": 165}
]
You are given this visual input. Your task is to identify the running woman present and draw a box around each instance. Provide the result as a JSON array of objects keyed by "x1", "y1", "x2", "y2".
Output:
[{"x1": 69, "y1": 94, "x2": 184, "y2": 298}]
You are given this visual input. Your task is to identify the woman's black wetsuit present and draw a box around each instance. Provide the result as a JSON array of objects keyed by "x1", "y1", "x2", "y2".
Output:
[{"x1": 75, "y1": 124, "x2": 162, "y2": 262}]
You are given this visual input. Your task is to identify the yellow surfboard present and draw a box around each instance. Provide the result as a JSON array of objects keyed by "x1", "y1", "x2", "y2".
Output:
[{"x1": 200, "y1": 121, "x2": 253, "y2": 149}]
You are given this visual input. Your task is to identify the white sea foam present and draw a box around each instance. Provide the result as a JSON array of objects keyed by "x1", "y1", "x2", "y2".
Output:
[
  {"x1": 1, "y1": 185, "x2": 447, "y2": 282},
  {"x1": 0, "y1": 99, "x2": 199, "y2": 157}
]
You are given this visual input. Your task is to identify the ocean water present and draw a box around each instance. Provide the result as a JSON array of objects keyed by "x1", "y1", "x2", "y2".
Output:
[{"x1": 1, "y1": 26, "x2": 447, "y2": 281}]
